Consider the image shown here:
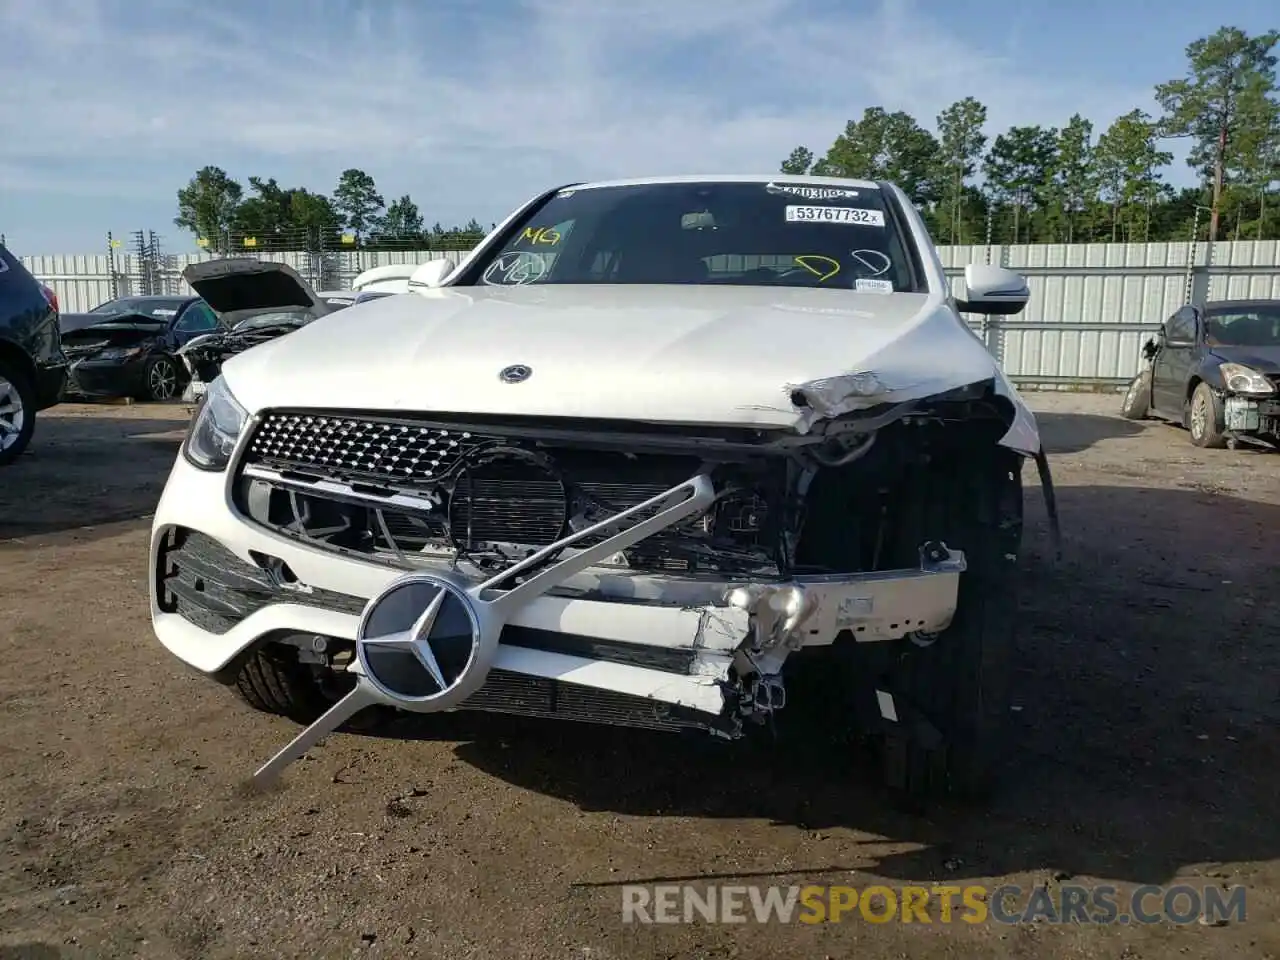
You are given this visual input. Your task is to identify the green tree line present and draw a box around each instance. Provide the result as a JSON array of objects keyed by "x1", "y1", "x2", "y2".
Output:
[
  {"x1": 779, "y1": 26, "x2": 1280, "y2": 245},
  {"x1": 175, "y1": 167, "x2": 493, "y2": 253}
]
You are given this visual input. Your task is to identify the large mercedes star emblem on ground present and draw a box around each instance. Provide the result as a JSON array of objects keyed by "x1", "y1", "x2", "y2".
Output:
[{"x1": 251, "y1": 472, "x2": 719, "y2": 786}]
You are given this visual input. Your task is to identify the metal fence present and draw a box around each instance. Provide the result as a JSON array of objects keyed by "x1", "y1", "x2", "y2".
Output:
[
  {"x1": 20, "y1": 239, "x2": 1280, "y2": 389},
  {"x1": 19, "y1": 247, "x2": 466, "y2": 314}
]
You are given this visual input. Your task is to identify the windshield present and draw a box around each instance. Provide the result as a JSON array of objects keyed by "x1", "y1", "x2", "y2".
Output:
[
  {"x1": 1205, "y1": 306, "x2": 1280, "y2": 347},
  {"x1": 462, "y1": 180, "x2": 919, "y2": 292},
  {"x1": 89, "y1": 297, "x2": 187, "y2": 319}
]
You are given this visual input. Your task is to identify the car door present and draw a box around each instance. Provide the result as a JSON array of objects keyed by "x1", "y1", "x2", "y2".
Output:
[
  {"x1": 1152, "y1": 306, "x2": 1198, "y2": 414},
  {"x1": 170, "y1": 301, "x2": 220, "y2": 348}
]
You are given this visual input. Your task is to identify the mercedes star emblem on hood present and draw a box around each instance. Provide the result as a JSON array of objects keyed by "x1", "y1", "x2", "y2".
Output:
[{"x1": 499, "y1": 364, "x2": 532, "y2": 383}]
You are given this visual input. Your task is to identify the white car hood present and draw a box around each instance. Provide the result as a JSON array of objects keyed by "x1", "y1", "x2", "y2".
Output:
[{"x1": 222, "y1": 284, "x2": 1039, "y2": 454}]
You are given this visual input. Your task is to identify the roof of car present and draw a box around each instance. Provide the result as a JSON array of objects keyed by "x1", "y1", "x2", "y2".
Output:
[
  {"x1": 114, "y1": 294, "x2": 198, "y2": 301},
  {"x1": 1204, "y1": 298, "x2": 1280, "y2": 309},
  {"x1": 565, "y1": 173, "x2": 882, "y2": 191}
]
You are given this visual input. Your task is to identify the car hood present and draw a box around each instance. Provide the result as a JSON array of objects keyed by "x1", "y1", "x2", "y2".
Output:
[
  {"x1": 61, "y1": 316, "x2": 167, "y2": 350},
  {"x1": 59, "y1": 312, "x2": 117, "y2": 334},
  {"x1": 1210, "y1": 345, "x2": 1280, "y2": 373},
  {"x1": 182, "y1": 258, "x2": 330, "y2": 317},
  {"x1": 221, "y1": 284, "x2": 1038, "y2": 449}
]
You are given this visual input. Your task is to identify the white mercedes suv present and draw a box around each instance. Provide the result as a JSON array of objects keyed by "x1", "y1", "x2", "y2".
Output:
[{"x1": 150, "y1": 174, "x2": 1048, "y2": 800}]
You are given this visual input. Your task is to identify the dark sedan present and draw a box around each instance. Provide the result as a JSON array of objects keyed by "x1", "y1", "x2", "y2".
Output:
[
  {"x1": 60, "y1": 295, "x2": 223, "y2": 401},
  {"x1": 1121, "y1": 298, "x2": 1280, "y2": 449}
]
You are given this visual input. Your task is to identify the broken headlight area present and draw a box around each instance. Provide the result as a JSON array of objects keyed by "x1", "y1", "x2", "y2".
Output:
[
  {"x1": 1220, "y1": 363, "x2": 1277, "y2": 397},
  {"x1": 178, "y1": 326, "x2": 304, "y2": 384}
]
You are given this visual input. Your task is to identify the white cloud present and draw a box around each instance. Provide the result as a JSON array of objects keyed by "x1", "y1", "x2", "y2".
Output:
[{"x1": 0, "y1": 0, "x2": 1154, "y2": 249}]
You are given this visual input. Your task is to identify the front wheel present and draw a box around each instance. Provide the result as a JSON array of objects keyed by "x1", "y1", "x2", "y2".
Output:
[
  {"x1": 1189, "y1": 382, "x2": 1228, "y2": 449},
  {"x1": 141, "y1": 355, "x2": 179, "y2": 402},
  {"x1": 0, "y1": 362, "x2": 36, "y2": 466},
  {"x1": 1120, "y1": 370, "x2": 1151, "y2": 420},
  {"x1": 234, "y1": 643, "x2": 361, "y2": 720},
  {"x1": 828, "y1": 443, "x2": 1023, "y2": 804}
]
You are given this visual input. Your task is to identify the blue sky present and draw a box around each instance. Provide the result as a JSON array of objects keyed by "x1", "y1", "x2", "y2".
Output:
[{"x1": 1, "y1": 0, "x2": 1276, "y2": 253}]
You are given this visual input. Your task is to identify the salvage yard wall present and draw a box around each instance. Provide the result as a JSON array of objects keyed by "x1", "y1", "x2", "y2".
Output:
[{"x1": 21, "y1": 240, "x2": 1280, "y2": 389}]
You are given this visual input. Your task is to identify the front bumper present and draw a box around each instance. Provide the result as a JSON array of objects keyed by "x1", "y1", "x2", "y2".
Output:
[
  {"x1": 150, "y1": 452, "x2": 966, "y2": 730},
  {"x1": 32, "y1": 360, "x2": 68, "y2": 411},
  {"x1": 1225, "y1": 394, "x2": 1280, "y2": 438},
  {"x1": 65, "y1": 357, "x2": 145, "y2": 399}
]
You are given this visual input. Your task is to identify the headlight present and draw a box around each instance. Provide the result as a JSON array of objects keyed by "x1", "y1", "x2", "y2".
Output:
[
  {"x1": 95, "y1": 346, "x2": 143, "y2": 360},
  {"x1": 182, "y1": 375, "x2": 248, "y2": 471},
  {"x1": 1220, "y1": 362, "x2": 1276, "y2": 396}
]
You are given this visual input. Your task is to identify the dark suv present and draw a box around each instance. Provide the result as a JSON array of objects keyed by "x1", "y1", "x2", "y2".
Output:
[{"x1": 0, "y1": 242, "x2": 68, "y2": 465}]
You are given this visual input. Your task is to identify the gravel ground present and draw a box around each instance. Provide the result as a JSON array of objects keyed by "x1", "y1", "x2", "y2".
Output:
[{"x1": 1, "y1": 394, "x2": 1277, "y2": 959}]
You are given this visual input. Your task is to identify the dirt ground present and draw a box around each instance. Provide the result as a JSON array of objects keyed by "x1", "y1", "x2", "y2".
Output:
[{"x1": 1, "y1": 394, "x2": 1277, "y2": 959}]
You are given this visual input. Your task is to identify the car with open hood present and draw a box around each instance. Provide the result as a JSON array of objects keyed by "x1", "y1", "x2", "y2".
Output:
[
  {"x1": 60, "y1": 294, "x2": 223, "y2": 401},
  {"x1": 1121, "y1": 298, "x2": 1280, "y2": 448},
  {"x1": 150, "y1": 174, "x2": 1055, "y2": 802},
  {"x1": 0, "y1": 242, "x2": 68, "y2": 465},
  {"x1": 175, "y1": 259, "x2": 393, "y2": 399}
]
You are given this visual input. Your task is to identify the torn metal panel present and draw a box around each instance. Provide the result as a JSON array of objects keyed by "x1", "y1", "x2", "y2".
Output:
[{"x1": 782, "y1": 311, "x2": 1042, "y2": 455}]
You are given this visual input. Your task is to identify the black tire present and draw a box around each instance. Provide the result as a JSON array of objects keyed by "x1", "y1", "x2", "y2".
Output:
[
  {"x1": 1120, "y1": 370, "x2": 1151, "y2": 420},
  {"x1": 0, "y1": 360, "x2": 37, "y2": 466},
  {"x1": 141, "y1": 355, "x2": 180, "y2": 402},
  {"x1": 867, "y1": 443, "x2": 1023, "y2": 803},
  {"x1": 234, "y1": 644, "x2": 355, "y2": 724},
  {"x1": 1188, "y1": 382, "x2": 1228, "y2": 449}
]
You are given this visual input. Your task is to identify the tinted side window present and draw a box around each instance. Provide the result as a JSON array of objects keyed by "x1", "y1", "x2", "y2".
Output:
[
  {"x1": 1166, "y1": 307, "x2": 1196, "y2": 343},
  {"x1": 175, "y1": 302, "x2": 219, "y2": 332}
]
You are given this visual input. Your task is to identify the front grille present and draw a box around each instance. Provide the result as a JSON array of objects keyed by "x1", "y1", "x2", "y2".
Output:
[
  {"x1": 237, "y1": 411, "x2": 783, "y2": 576},
  {"x1": 248, "y1": 412, "x2": 487, "y2": 484}
]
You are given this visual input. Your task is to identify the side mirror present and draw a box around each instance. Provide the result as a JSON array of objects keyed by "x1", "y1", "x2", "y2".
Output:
[
  {"x1": 1141, "y1": 338, "x2": 1158, "y2": 360},
  {"x1": 956, "y1": 264, "x2": 1030, "y2": 316},
  {"x1": 408, "y1": 257, "x2": 456, "y2": 290}
]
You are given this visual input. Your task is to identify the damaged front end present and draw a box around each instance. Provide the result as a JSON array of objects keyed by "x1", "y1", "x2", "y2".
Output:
[
  {"x1": 178, "y1": 324, "x2": 302, "y2": 389},
  {"x1": 177, "y1": 258, "x2": 337, "y2": 397},
  {"x1": 1217, "y1": 365, "x2": 1280, "y2": 445},
  {"x1": 173, "y1": 369, "x2": 1052, "y2": 784},
  {"x1": 61, "y1": 317, "x2": 167, "y2": 398}
]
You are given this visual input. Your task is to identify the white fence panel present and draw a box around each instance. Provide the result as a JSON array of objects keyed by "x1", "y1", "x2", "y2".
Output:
[{"x1": 19, "y1": 240, "x2": 1280, "y2": 387}]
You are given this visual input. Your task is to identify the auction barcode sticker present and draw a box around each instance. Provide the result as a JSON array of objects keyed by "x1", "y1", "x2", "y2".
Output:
[{"x1": 785, "y1": 205, "x2": 885, "y2": 226}]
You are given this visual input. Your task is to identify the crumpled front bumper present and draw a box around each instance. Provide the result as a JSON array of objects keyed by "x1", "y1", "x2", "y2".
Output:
[
  {"x1": 1224, "y1": 393, "x2": 1280, "y2": 437},
  {"x1": 65, "y1": 357, "x2": 145, "y2": 399},
  {"x1": 150, "y1": 451, "x2": 966, "y2": 727}
]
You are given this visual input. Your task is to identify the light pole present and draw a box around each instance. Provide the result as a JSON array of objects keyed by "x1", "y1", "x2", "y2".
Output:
[{"x1": 1184, "y1": 204, "x2": 1216, "y2": 305}]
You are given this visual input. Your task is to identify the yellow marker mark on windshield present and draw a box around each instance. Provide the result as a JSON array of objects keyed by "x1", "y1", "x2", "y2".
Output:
[
  {"x1": 521, "y1": 226, "x2": 561, "y2": 245},
  {"x1": 794, "y1": 255, "x2": 841, "y2": 282}
]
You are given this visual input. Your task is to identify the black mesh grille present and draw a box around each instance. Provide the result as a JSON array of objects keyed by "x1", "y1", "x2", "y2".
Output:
[
  {"x1": 247, "y1": 412, "x2": 486, "y2": 482},
  {"x1": 239, "y1": 411, "x2": 780, "y2": 575}
]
